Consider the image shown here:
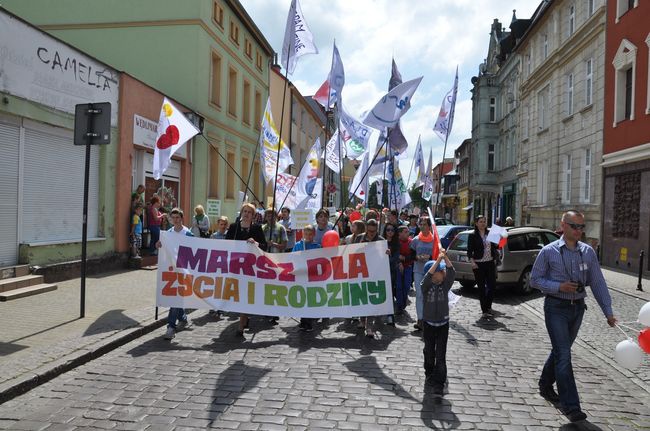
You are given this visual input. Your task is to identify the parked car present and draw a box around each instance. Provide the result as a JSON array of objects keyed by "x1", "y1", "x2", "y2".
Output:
[
  {"x1": 434, "y1": 218, "x2": 451, "y2": 226},
  {"x1": 437, "y1": 225, "x2": 472, "y2": 249},
  {"x1": 446, "y1": 226, "x2": 560, "y2": 294}
]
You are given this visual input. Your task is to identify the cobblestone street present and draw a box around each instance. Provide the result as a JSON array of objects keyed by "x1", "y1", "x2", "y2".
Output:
[{"x1": 0, "y1": 282, "x2": 648, "y2": 430}]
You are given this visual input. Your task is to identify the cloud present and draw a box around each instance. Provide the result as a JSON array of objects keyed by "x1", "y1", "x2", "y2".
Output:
[{"x1": 242, "y1": 0, "x2": 541, "y2": 184}]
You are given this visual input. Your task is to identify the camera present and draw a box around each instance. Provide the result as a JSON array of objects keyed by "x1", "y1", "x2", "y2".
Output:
[{"x1": 574, "y1": 281, "x2": 585, "y2": 293}]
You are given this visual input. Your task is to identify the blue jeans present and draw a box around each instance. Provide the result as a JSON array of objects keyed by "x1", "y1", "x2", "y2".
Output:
[
  {"x1": 396, "y1": 266, "x2": 413, "y2": 312},
  {"x1": 414, "y1": 271, "x2": 424, "y2": 320},
  {"x1": 149, "y1": 225, "x2": 161, "y2": 251},
  {"x1": 167, "y1": 307, "x2": 187, "y2": 329},
  {"x1": 539, "y1": 296, "x2": 586, "y2": 413}
]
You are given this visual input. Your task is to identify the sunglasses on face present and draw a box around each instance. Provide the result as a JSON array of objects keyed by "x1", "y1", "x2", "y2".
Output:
[{"x1": 566, "y1": 222, "x2": 586, "y2": 230}]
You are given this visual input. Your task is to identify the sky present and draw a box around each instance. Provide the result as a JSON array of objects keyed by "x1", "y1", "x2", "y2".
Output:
[{"x1": 240, "y1": 0, "x2": 541, "y2": 185}]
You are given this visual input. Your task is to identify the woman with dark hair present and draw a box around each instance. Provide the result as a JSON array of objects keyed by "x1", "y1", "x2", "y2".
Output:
[
  {"x1": 467, "y1": 215, "x2": 498, "y2": 318},
  {"x1": 226, "y1": 203, "x2": 268, "y2": 336},
  {"x1": 344, "y1": 220, "x2": 366, "y2": 244},
  {"x1": 383, "y1": 222, "x2": 400, "y2": 326},
  {"x1": 336, "y1": 214, "x2": 351, "y2": 238}
]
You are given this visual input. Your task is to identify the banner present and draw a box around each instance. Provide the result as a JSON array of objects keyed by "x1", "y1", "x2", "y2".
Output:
[
  {"x1": 156, "y1": 232, "x2": 393, "y2": 318},
  {"x1": 274, "y1": 172, "x2": 298, "y2": 210}
]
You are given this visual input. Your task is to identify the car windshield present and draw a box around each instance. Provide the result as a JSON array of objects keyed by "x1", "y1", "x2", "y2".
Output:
[{"x1": 448, "y1": 232, "x2": 469, "y2": 251}]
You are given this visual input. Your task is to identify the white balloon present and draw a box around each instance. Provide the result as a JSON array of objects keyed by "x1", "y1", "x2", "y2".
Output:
[
  {"x1": 639, "y1": 302, "x2": 650, "y2": 327},
  {"x1": 614, "y1": 340, "x2": 644, "y2": 370}
]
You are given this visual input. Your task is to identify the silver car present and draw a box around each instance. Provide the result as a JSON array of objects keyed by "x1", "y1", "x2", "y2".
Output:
[{"x1": 446, "y1": 227, "x2": 560, "y2": 294}]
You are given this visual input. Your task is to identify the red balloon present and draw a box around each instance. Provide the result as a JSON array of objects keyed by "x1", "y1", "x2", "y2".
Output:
[
  {"x1": 322, "y1": 230, "x2": 340, "y2": 248},
  {"x1": 639, "y1": 328, "x2": 650, "y2": 354},
  {"x1": 350, "y1": 211, "x2": 362, "y2": 222}
]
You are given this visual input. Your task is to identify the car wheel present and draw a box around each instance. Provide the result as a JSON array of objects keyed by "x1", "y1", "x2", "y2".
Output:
[
  {"x1": 460, "y1": 281, "x2": 475, "y2": 290},
  {"x1": 517, "y1": 267, "x2": 533, "y2": 295}
]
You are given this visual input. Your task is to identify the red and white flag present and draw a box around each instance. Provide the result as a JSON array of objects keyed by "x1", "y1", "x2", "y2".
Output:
[
  {"x1": 313, "y1": 42, "x2": 344, "y2": 109},
  {"x1": 153, "y1": 98, "x2": 199, "y2": 180}
]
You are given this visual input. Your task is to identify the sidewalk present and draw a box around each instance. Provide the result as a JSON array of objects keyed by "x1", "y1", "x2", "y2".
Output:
[
  {"x1": 602, "y1": 267, "x2": 650, "y2": 301},
  {"x1": 0, "y1": 268, "x2": 165, "y2": 403}
]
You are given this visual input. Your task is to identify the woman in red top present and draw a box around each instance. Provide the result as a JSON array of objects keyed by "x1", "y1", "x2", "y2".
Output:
[
  {"x1": 148, "y1": 196, "x2": 165, "y2": 255},
  {"x1": 396, "y1": 225, "x2": 414, "y2": 314}
]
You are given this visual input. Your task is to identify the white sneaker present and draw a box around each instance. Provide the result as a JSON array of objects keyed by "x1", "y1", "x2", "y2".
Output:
[
  {"x1": 164, "y1": 327, "x2": 175, "y2": 340},
  {"x1": 176, "y1": 319, "x2": 191, "y2": 331}
]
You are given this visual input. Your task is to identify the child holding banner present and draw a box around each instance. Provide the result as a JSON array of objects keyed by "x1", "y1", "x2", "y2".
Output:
[
  {"x1": 292, "y1": 224, "x2": 321, "y2": 332},
  {"x1": 421, "y1": 250, "x2": 455, "y2": 396},
  {"x1": 157, "y1": 208, "x2": 194, "y2": 340}
]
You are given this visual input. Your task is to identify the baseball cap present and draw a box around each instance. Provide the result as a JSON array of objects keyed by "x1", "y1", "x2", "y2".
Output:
[{"x1": 424, "y1": 260, "x2": 446, "y2": 274}]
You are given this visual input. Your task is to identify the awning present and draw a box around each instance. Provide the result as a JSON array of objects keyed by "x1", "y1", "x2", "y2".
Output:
[{"x1": 462, "y1": 203, "x2": 474, "y2": 210}]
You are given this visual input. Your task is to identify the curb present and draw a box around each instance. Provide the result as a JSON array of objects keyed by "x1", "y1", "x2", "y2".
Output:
[{"x1": 0, "y1": 316, "x2": 167, "y2": 405}]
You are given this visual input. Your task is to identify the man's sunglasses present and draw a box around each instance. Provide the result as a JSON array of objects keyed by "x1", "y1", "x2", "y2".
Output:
[{"x1": 566, "y1": 222, "x2": 586, "y2": 230}]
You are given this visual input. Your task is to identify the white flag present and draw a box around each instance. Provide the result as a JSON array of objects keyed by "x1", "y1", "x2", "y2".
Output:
[
  {"x1": 281, "y1": 0, "x2": 318, "y2": 75},
  {"x1": 260, "y1": 98, "x2": 293, "y2": 183},
  {"x1": 274, "y1": 173, "x2": 298, "y2": 210},
  {"x1": 339, "y1": 105, "x2": 371, "y2": 160},
  {"x1": 422, "y1": 149, "x2": 434, "y2": 202},
  {"x1": 314, "y1": 42, "x2": 345, "y2": 108},
  {"x1": 387, "y1": 159, "x2": 411, "y2": 210},
  {"x1": 324, "y1": 130, "x2": 344, "y2": 173},
  {"x1": 433, "y1": 67, "x2": 459, "y2": 142},
  {"x1": 349, "y1": 151, "x2": 370, "y2": 201},
  {"x1": 296, "y1": 138, "x2": 322, "y2": 207},
  {"x1": 363, "y1": 76, "x2": 423, "y2": 129},
  {"x1": 413, "y1": 136, "x2": 426, "y2": 187},
  {"x1": 153, "y1": 98, "x2": 199, "y2": 180}
]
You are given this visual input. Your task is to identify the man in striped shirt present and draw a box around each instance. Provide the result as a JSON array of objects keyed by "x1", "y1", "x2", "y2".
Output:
[{"x1": 531, "y1": 210, "x2": 617, "y2": 423}]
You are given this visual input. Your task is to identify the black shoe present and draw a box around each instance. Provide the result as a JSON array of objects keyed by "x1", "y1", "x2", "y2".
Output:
[
  {"x1": 566, "y1": 410, "x2": 587, "y2": 422},
  {"x1": 539, "y1": 386, "x2": 560, "y2": 403}
]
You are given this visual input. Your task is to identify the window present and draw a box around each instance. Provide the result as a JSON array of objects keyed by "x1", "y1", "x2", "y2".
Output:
[
  {"x1": 525, "y1": 53, "x2": 532, "y2": 76},
  {"x1": 243, "y1": 80, "x2": 251, "y2": 125},
  {"x1": 225, "y1": 151, "x2": 235, "y2": 199},
  {"x1": 566, "y1": 73, "x2": 574, "y2": 116},
  {"x1": 613, "y1": 39, "x2": 637, "y2": 124},
  {"x1": 489, "y1": 97, "x2": 496, "y2": 122},
  {"x1": 581, "y1": 148, "x2": 592, "y2": 203},
  {"x1": 209, "y1": 144, "x2": 220, "y2": 198},
  {"x1": 543, "y1": 34, "x2": 548, "y2": 59},
  {"x1": 253, "y1": 160, "x2": 261, "y2": 198},
  {"x1": 523, "y1": 104, "x2": 530, "y2": 139},
  {"x1": 241, "y1": 155, "x2": 249, "y2": 192},
  {"x1": 244, "y1": 38, "x2": 252, "y2": 59},
  {"x1": 562, "y1": 153, "x2": 572, "y2": 203},
  {"x1": 624, "y1": 67, "x2": 633, "y2": 119},
  {"x1": 585, "y1": 58, "x2": 593, "y2": 106},
  {"x1": 254, "y1": 90, "x2": 262, "y2": 130},
  {"x1": 229, "y1": 21, "x2": 239, "y2": 45},
  {"x1": 210, "y1": 53, "x2": 222, "y2": 107},
  {"x1": 212, "y1": 1, "x2": 224, "y2": 28},
  {"x1": 537, "y1": 159, "x2": 549, "y2": 204},
  {"x1": 256, "y1": 51, "x2": 263, "y2": 71},
  {"x1": 588, "y1": 0, "x2": 595, "y2": 16},
  {"x1": 568, "y1": 5, "x2": 575, "y2": 36},
  {"x1": 538, "y1": 85, "x2": 549, "y2": 130},
  {"x1": 617, "y1": 0, "x2": 637, "y2": 20},
  {"x1": 507, "y1": 234, "x2": 527, "y2": 252},
  {"x1": 525, "y1": 232, "x2": 547, "y2": 250},
  {"x1": 228, "y1": 67, "x2": 237, "y2": 117},
  {"x1": 488, "y1": 143, "x2": 495, "y2": 171}
]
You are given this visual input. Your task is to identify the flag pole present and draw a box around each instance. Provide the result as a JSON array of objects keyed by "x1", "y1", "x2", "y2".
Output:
[
  {"x1": 389, "y1": 145, "x2": 399, "y2": 215},
  {"x1": 333, "y1": 128, "x2": 393, "y2": 228},
  {"x1": 434, "y1": 132, "x2": 450, "y2": 218},
  {"x1": 405, "y1": 135, "x2": 419, "y2": 189},
  {"x1": 336, "y1": 107, "x2": 344, "y2": 211}
]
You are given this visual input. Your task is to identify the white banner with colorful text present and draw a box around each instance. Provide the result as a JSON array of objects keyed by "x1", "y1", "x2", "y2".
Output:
[{"x1": 156, "y1": 232, "x2": 393, "y2": 318}]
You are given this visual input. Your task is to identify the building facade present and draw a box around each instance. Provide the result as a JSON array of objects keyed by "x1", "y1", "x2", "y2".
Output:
[
  {"x1": 2, "y1": 0, "x2": 275, "y2": 222},
  {"x1": 516, "y1": 0, "x2": 606, "y2": 244},
  {"x1": 601, "y1": 0, "x2": 650, "y2": 273},
  {"x1": 471, "y1": 14, "x2": 532, "y2": 226},
  {"x1": 455, "y1": 138, "x2": 473, "y2": 225},
  {"x1": 0, "y1": 8, "x2": 119, "y2": 269}
]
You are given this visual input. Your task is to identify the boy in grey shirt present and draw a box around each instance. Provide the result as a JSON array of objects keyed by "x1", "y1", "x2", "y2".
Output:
[{"x1": 421, "y1": 250, "x2": 455, "y2": 395}]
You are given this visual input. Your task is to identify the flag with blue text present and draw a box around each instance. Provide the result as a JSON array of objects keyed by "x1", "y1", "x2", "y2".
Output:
[{"x1": 281, "y1": 0, "x2": 318, "y2": 75}]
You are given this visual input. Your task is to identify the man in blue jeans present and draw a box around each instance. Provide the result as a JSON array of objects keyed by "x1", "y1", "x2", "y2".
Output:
[{"x1": 531, "y1": 210, "x2": 617, "y2": 423}]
